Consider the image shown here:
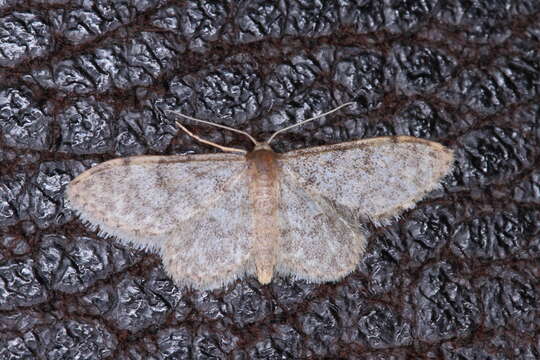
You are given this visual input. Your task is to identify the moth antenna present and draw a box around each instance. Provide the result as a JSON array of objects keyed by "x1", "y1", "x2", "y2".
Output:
[
  {"x1": 266, "y1": 102, "x2": 355, "y2": 145},
  {"x1": 166, "y1": 110, "x2": 258, "y2": 146},
  {"x1": 175, "y1": 121, "x2": 248, "y2": 154}
]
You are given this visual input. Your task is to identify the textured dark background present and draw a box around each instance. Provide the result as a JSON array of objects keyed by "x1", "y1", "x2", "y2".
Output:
[{"x1": 0, "y1": 0, "x2": 539, "y2": 359}]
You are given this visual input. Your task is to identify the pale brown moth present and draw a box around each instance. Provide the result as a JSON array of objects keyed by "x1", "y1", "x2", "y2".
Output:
[{"x1": 65, "y1": 103, "x2": 454, "y2": 290}]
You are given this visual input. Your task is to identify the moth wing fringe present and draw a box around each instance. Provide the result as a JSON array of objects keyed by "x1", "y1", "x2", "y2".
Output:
[
  {"x1": 163, "y1": 268, "x2": 252, "y2": 291},
  {"x1": 66, "y1": 196, "x2": 254, "y2": 291},
  {"x1": 66, "y1": 203, "x2": 163, "y2": 254},
  {"x1": 364, "y1": 162, "x2": 454, "y2": 227}
]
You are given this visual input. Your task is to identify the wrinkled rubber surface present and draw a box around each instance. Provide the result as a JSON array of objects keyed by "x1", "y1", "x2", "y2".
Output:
[{"x1": 0, "y1": 1, "x2": 539, "y2": 358}]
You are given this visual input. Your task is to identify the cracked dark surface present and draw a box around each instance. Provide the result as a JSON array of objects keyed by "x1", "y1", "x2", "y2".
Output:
[{"x1": 0, "y1": 1, "x2": 539, "y2": 359}]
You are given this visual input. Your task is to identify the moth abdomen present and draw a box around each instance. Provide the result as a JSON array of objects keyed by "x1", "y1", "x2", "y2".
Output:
[{"x1": 247, "y1": 149, "x2": 281, "y2": 284}]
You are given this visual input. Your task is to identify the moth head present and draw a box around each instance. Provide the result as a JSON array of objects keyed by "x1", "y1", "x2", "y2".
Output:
[{"x1": 252, "y1": 142, "x2": 273, "y2": 152}]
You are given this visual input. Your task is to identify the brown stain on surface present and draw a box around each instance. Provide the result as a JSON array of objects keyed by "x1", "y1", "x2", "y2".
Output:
[{"x1": 246, "y1": 148, "x2": 280, "y2": 284}]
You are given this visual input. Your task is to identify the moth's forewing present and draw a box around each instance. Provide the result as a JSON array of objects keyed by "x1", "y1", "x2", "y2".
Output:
[{"x1": 277, "y1": 136, "x2": 454, "y2": 224}]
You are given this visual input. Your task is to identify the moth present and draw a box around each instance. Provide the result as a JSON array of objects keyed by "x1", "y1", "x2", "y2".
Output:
[{"x1": 65, "y1": 103, "x2": 454, "y2": 290}]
